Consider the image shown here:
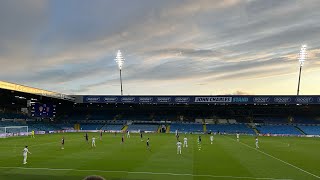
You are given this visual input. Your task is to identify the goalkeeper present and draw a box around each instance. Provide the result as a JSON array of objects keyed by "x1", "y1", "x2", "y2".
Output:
[{"x1": 31, "y1": 130, "x2": 35, "y2": 138}]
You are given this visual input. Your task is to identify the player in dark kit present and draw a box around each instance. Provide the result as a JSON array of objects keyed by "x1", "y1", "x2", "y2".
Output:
[
  {"x1": 121, "y1": 135, "x2": 124, "y2": 144},
  {"x1": 84, "y1": 133, "x2": 89, "y2": 143},
  {"x1": 175, "y1": 130, "x2": 179, "y2": 140},
  {"x1": 198, "y1": 135, "x2": 202, "y2": 143},
  {"x1": 61, "y1": 137, "x2": 65, "y2": 150},
  {"x1": 146, "y1": 138, "x2": 150, "y2": 151},
  {"x1": 100, "y1": 131, "x2": 103, "y2": 141}
]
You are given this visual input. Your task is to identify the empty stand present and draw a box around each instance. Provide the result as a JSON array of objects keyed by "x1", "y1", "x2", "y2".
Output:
[
  {"x1": 256, "y1": 125, "x2": 302, "y2": 135},
  {"x1": 206, "y1": 124, "x2": 255, "y2": 134},
  {"x1": 170, "y1": 123, "x2": 203, "y2": 133}
]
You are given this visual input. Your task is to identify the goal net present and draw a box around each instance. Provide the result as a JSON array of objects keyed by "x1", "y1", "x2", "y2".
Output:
[{"x1": 0, "y1": 126, "x2": 29, "y2": 138}]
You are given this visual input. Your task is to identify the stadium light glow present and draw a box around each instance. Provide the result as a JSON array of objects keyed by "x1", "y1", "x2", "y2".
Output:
[
  {"x1": 115, "y1": 50, "x2": 125, "y2": 95},
  {"x1": 298, "y1": 45, "x2": 307, "y2": 66},
  {"x1": 297, "y1": 44, "x2": 307, "y2": 96},
  {"x1": 115, "y1": 50, "x2": 125, "y2": 70}
]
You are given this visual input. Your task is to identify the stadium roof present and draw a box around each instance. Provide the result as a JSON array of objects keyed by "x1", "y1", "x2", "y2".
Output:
[{"x1": 0, "y1": 81, "x2": 74, "y2": 101}]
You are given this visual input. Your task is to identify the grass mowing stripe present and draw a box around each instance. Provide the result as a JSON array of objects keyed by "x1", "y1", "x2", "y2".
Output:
[
  {"x1": 225, "y1": 136, "x2": 320, "y2": 179},
  {"x1": 28, "y1": 137, "x2": 84, "y2": 148},
  {"x1": 0, "y1": 166, "x2": 293, "y2": 180}
]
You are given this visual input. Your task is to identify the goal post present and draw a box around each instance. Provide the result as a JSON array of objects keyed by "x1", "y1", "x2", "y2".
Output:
[{"x1": 0, "y1": 126, "x2": 29, "y2": 138}]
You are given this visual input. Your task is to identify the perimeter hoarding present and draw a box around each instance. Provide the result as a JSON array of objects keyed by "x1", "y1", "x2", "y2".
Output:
[{"x1": 81, "y1": 95, "x2": 320, "y2": 105}]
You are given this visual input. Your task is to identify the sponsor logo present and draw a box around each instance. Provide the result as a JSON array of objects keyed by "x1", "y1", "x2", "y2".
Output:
[
  {"x1": 295, "y1": 97, "x2": 313, "y2": 103},
  {"x1": 121, "y1": 97, "x2": 136, "y2": 102},
  {"x1": 157, "y1": 97, "x2": 171, "y2": 103},
  {"x1": 253, "y1": 97, "x2": 270, "y2": 103},
  {"x1": 103, "y1": 97, "x2": 118, "y2": 102},
  {"x1": 86, "y1": 97, "x2": 101, "y2": 102},
  {"x1": 274, "y1": 97, "x2": 291, "y2": 103},
  {"x1": 139, "y1": 97, "x2": 153, "y2": 103},
  {"x1": 175, "y1": 97, "x2": 190, "y2": 103},
  {"x1": 194, "y1": 97, "x2": 232, "y2": 103},
  {"x1": 232, "y1": 97, "x2": 249, "y2": 103}
]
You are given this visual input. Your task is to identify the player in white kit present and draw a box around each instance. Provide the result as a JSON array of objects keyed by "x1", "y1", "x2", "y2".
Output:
[
  {"x1": 236, "y1": 133, "x2": 240, "y2": 142},
  {"x1": 22, "y1": 146, "x2": 31, "y2": 164},
  {"x1": 255, "y1": 137, "x2": 259, "y2": 149},
  {"x1": 127, "y1": 131, "x2": 130, "y2": 138},
  {"x1": 210, "y1": 135, "x2": 214, "y2": 144},
  {"x1": 183, "y1": 136, "x2": 188, "y2": 148},
  {"x1": 177, "y1": 140, "x2": 182, "y2": 154},
  {"x1": 92, "y1": 136, "x2": 96, "y2": 148}
]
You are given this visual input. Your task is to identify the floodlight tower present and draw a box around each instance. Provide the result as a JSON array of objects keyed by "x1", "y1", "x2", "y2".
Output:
[
  {"x1": 115, "y1": 50, "x2": 125, "y2": 95},
  {"x1": 297, "y1": 45, "x2": 307, "y2": 96}
]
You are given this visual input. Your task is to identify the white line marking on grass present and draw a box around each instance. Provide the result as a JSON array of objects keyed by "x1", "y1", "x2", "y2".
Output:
[
  {"x1": 0, "y1": 166, "x2": 292, "y2": 180},
  {"x1": 226, "y1": 136, "x2": 320, "y2": 179}
]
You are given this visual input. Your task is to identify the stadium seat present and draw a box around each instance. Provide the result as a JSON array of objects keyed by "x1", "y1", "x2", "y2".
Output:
[
  {"x1": 206, "y1": 124, "x2": 255, "y2": 134},
  {"x1": 101, "y1": 124, "x2": 124, "y2": 131},
  {"x1": 256, "y1": 125, "x2": 302, "y2": 135},
  {"x1": 297, "y1": 125, "x2": 320, "y2": 135},
  {"x1": 127, "y1": 124, "x2": 159, "y2": 132},
  {"x1": 170, "y1": 123, "x2": 203, "y2": 133}
]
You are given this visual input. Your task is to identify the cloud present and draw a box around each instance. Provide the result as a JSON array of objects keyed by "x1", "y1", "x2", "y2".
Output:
[
  {"x1": 226, "y1": 90, "x2": 253, "y2": 95},
  {"x1": 1, "y1": 0, "x2": 320, "y2": 95}
]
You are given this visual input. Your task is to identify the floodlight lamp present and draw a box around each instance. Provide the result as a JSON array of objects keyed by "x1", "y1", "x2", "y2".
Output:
[
  {"x1": 115, "y1": 50, "x2": 125, "y2": 70},
  {"x1": 298, "y1": 44, "x2": 307, "y2": 66}
]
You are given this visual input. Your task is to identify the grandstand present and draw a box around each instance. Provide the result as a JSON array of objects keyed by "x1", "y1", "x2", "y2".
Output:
[
  {"x1": 170, "y1": 123, "x2": 203, "y2": 133},
  {"x1": 1, "y1": 82, "x2": 320, "y2": 136},
  {"x1": 101, "y1": 124, "x2": 124, "y2": 131},
  {"x1": 206, "y1": 124, "x2": 255, "y2": 134},
  {"x1": 256, "y1": 125, "x2": 302, "y2": 135},
  {"x1": 127, "y1": 124, "x2": 159, "y2": 132},
  {"x1": 1, "y1": 83, "x2": 320, "y2": 135},
  {"x1": 297, "y1": 125, "x2": 320, "y2": 135},
  {"x1": 1, "y1": 82, "x2": 320, "y2": 180},
  {"x1": 27, "y1": 122, "x2": 60, "y2": 131},
  {"x1": 79, "y1": 124, "x2": 104, "y2": 131}
]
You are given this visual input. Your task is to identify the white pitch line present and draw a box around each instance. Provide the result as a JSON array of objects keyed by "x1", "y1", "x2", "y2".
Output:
[
  {"x1": 0, "y1": 166, "x2": 292, "y2": 180},
  {"x1": 226, "y1": 136, "x2": 320, "y2": 179}
]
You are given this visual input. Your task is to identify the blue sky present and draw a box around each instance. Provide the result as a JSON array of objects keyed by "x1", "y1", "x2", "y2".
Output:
[{"x1": 1, "y1": 0, "x2": 320, "y2": 95}]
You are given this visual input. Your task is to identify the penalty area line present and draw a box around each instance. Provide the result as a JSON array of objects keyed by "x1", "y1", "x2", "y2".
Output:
[
  {"x1": 226, "y1": 136, "x2": 320, "y2": 179},
  {"x1": 0, "y1": 166, "x2": 292, "y2": 180}
]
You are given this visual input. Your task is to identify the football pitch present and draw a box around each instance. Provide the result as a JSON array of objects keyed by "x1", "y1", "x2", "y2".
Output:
[{"x1": 0, "y1": 133, "x2": 319, "y2": 180}]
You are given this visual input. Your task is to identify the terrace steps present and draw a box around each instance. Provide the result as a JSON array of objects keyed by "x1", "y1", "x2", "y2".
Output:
[
  {"x1": 247, "y1": 124, "x2": 259, "y2": 134},
  {"x1": 294, "y1": 126, "x2": 306, "y2": 135},
  {"x1": 100, "y1": 124, "x2": 107, "y2": 130},
  {"x1": 121, "y1": 125, "x2": 128, "y2": 132}
]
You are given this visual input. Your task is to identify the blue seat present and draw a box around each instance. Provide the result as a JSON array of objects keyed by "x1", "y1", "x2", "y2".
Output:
[{"x1": 256, "y1": 125, "x2": 301, "y2": 135}]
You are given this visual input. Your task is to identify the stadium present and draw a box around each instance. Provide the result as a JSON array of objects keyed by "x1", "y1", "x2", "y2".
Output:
[
  {"x1": 1, "y1": 1, "x2": 320, "y2": 180},
  {"x1": 1, "y1": 80, "x2": 320, "y2": 180}
]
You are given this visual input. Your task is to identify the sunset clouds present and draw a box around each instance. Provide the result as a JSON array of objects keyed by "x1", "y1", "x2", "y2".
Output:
[{"x1": 1, "y1": 0, "x2": 320, "y2": 95}]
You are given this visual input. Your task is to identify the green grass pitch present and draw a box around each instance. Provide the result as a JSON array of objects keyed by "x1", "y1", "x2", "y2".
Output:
[{"x1": 0, "y1": 133, "x2": 319, "y2": 180}]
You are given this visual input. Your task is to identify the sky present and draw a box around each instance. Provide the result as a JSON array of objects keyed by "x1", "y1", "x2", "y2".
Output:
[{"x1": 1, "y1": 0, "x2": 320, "y2": 95}]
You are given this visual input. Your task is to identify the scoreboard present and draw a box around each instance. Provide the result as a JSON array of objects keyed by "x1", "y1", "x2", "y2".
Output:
[{"x1": 30, "y1": 103, "x2": 56, "y2": 117}]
